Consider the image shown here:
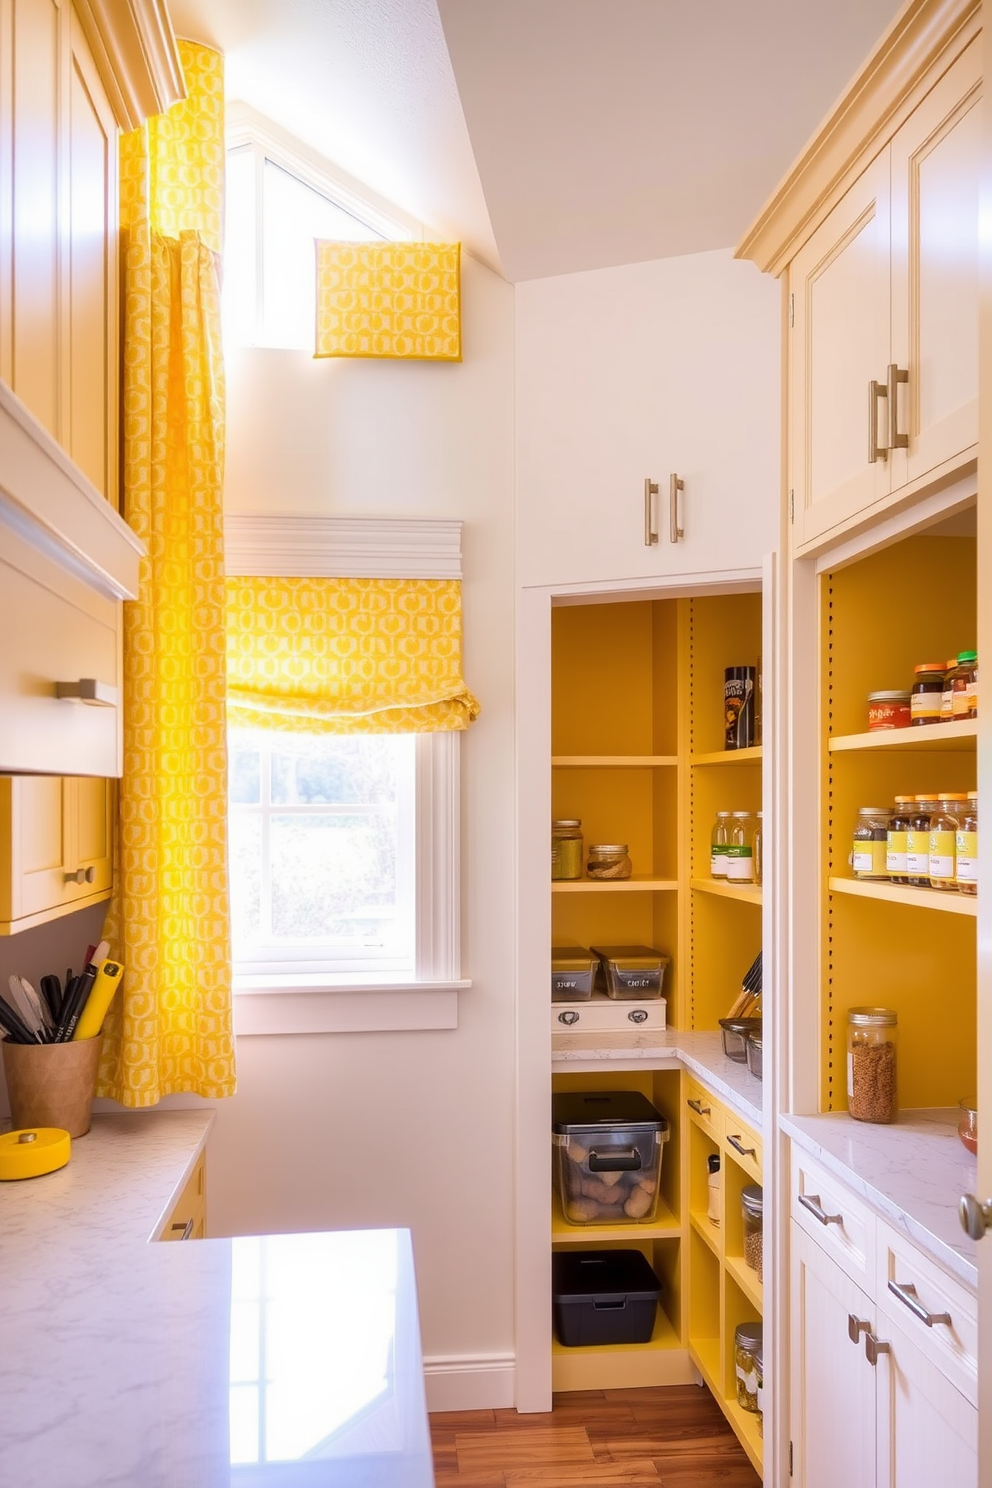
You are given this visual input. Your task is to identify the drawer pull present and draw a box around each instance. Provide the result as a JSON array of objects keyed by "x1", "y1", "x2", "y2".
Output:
[
  {"x1": 848, "y1": 1314, "x2": 870, "y2": 1345},
  {"x1": 687, "y1": 1098, "x2": 711, "y2": 1116},
  {"x1": 888, "y1": 1280, "x2": 951, "y2": 1329},
  {"x1": 868, "y1": 378, "x2": 888, "y2": 464},
  {"x1": 669, "y1": 472, "x2": 685, "y2": 544},
  {"x1": 55, "y1": 678, "x2": 118, "y2": 707},
  {"x1": 886, "y1": 363, "x2": 909, "y2": 451},
  {"x1": 798, "y1": 1192, "x2": 843, "y2": 1226},
  {"x1": 865, "y1": 1331, "x2": 890, "y2": 1367},
  {"x1": 644, "y1": 477, "x2": 659, "y2": 546},
  {"x1": 727, "y1": 1134, "x2": 756, "y2": 1158},
  {"x1": 171, "y1": 1218, "x2": 195, "y2": 1240},
  {"x1": 64, "y1": 867, "x2": 96, "y2": 885}
]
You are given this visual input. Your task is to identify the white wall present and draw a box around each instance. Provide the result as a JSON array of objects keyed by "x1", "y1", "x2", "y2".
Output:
[{"x1": 209, "y1": 252, "x2": 517, "y2": 1406}]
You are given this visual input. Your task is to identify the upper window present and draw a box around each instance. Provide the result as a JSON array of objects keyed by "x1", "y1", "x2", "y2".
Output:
[{"x1": 223, "y1": 112, "x2": 414, "y2": 351}]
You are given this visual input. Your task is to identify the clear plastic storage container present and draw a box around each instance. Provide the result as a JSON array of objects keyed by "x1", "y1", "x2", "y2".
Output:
[
  {"x1": 553, "y1": 1090, "x2": 670, "y2": 1225},
  {"x1": 590, "y1": 945, "x2": 669, "y2": 1001},
  {"x1": 551, "y1": 946, "x2": 599, "y2": 1002}
]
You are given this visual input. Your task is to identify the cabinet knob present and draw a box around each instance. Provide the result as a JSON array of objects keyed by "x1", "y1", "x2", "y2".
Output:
[
  {"x1": 557, "y1": 1009, "x2": 579, "y2": 1026},
  {"x1": 64, "y1": 867, "x2": 96, "y2": 885},
  {"x1": 959, "y1": 1193, "x2": 992, "y2": 1240},
  {"x1": 55, "y1": 678, "x2": 118, "y2": 707}
]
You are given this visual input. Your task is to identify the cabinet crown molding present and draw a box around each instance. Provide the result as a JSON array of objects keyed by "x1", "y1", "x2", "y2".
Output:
[
  {"x1": 74, "y1": 0, "x2": 186, "y2": 132},
  {"x1": 735, "y1": 0, "x2": 980, "y2": 276}
]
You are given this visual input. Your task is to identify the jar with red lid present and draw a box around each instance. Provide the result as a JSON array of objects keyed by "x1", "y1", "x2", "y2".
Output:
[
  {"x1": 910, "y1": 664, "x2": 945, "y2": 726},
  {"x1": 867, "y1": 691, "x2": 911, "y2": 731}
]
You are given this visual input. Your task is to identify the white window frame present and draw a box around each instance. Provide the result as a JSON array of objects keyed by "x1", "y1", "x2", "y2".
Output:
[
  {"x1": 224, "y1": 103, "x2": 420, "y2": 349},
  {"x1": 226, "y1": 515, "x2": 470, "y2": 1035}
]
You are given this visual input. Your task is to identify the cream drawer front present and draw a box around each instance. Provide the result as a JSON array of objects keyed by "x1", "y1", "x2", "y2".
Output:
[
  {"x1": 685, "y1": 1076, "x2": 723, "y2": 1144},
  {"x1": 875, "y1": 1217, "x2": 977, "y2": 1407},
  {"x1": 792, "y1": 1148, "x2": 874, "y2": 1284},
  {"x1": 0, "y1": 526, "x2": 122, "y2": 776}
]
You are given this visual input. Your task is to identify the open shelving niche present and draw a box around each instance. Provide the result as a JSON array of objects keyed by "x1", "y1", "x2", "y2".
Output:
[
  {"x1": 819, "y1": 525, "x2": 978, "y2": 1113},
  {"x1": 549, "y1": 591, "x2": 765, "y2": 1474}
]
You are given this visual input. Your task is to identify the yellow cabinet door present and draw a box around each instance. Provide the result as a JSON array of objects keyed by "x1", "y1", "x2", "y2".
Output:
[
  {"x1": 0, "y1": 775, "x2": 113, "y2": 932},
  {"x1": 160, "y1": 1152, "x2": 207, "y2": 1241},
  {"x1": 790, "y1": 150, "x2": 892, "y2": 551},
  {"x1": 889, "y1": 37, "x2": 981, "y2": 495}
]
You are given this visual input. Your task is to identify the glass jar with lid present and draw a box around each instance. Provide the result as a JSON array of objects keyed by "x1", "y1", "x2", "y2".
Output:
[
  {"x1": 886, "y1": 795, "x2": 915, "y2": 882},
  {"x1": 929, "y1": 793, "x2": 968, "y2": 891},
  {"x1": 956, "y1": 791, "x2": 978, "y2": 896},
  {"x1": 735, "y1": 1320, "x2": 763, "y2": 1412},
  {"x1": 755, "y1": 1340, "x2": 764, "y2": 1436},
  {"x1": 951, "y1": 651, "x2": 978, "y2": 722},
  {"x1": 586, "y1": 844, "x2": 632, "y2": 881},
  {"x1": 906, "y1": 795, "x2": 939, "y2": 886},
  {"x1": 941, "y1": 659, "x2": 959, "y2": 723},
  {"x1": 726, "y1": 811, "x2": 755, "y2": 884},
  {"x1": 752, "y1": 811, "x2": 763, "y2": 885},
  {"x1": 847, "y1": 1007, "x2": 898, "y2": 1123},
  {"x1": 551, "y1": 820, "x2": 583, "y2": 881},
  {"x1": 911, "y1": 663, "x2": 946, "y2": 726},
  {"x1": 711, "y1": 811, "x2": 732, "y2": 878},
  {"x1": 852, "y1": 807, "x2": 891, "y2": 881},
  {"x1": 741, "y1": 1184, "x2": 763, "y2": 1280}
]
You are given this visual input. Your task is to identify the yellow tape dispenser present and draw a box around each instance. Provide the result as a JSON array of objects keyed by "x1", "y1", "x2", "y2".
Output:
[{"x1": 0, "y1": 1127, "x2": 71, "y2": 1180}]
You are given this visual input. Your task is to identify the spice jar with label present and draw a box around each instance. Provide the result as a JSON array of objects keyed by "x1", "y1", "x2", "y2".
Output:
[
  {"x1": 552, "y1": 820, "x2": 583, "y2": 881},
  {"x1": 847, "y1": 1007, "x2": 897, "y2": 1123},
  {"x1": 711, "y1": 812, "x2": 732, "y2": 878},
  {"x1": 941, "y1": 659, "x2": 959, "y2": 723},
  {"x1": 886, "y1": 795, "x2": 915, "y2": 882},
  {"x1": 951, "y1": 651, "x2": 978, "y2": 722},
  {"x1": 957, "y1": 791, "x2": 978, "y2": 896},
  {"x1": 906, "y1": 795, "x2": 939, "y2": 886},
  {"x1": 852, "y1": 807, "x2": 891, "y2": 882},
  {"x1": 930, "y1": 793, "x2": 967, "y2": 891},
  {"x1": 741, "y1": 1184, "x2": 763, "y2": 1280},
  {"x1": 726, "y1": 812, "x2": 755, "y2": 883},
  {"x1": 735, "y1": 1321, "x2": 763, "y2": 1413},
  {"x1": 910, "y1": 663, "x2": 946, "y2": 726},
  {"x1": 586, "y1": 844, "x2": 632, "y2": 881},
  {"x1": 867, "y1": 690, "x2": 911, "y2": 731}
]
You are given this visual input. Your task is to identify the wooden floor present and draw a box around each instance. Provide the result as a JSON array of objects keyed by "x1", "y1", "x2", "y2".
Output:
[{"x1": 429, "y1": 1385, "x2": 762, "y2": 1487}]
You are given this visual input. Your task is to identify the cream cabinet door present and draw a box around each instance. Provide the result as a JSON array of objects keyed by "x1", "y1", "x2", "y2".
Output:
[
  {"x1": 790, "y1": 151, "x2": 892, "y2": 551},
  {"x1": 791, "y1": 1220, "x2": 876, "y2": 1488},
  {"x1": 876, "y1": 1314, "x2": 977, "y2": 1488},
  {"x1": 0, "y1": 775, "x2": 112, "y2": 933},
  {"x1": 889, "y1": 38, "x2": 981, "y2": 494}
]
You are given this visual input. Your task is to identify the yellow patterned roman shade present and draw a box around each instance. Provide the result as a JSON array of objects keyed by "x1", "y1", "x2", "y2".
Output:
[
  {"x1": 226, "y1": 577, "x2": 480, "y2": 733},
  {"x1": 314, "y1": 241, "x2": 461, "y2": 360}
]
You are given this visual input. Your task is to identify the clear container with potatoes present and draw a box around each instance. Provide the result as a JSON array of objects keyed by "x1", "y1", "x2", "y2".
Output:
[{"x1": 552, "y1": 1091, "x2": 670, "y2": 1225}]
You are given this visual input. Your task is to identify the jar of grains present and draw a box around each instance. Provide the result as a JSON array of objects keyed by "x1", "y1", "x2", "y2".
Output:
[
  {"x1": 735, "y1": 1321, "x2": 763, "y2": 1413},
  {"x1": 852, "y1": 807, "x2": 891, "y2": 882},
  {"x1": 741, "y1": 1184, "x2": 763, "y2": 1280},
  {"x1": 847, "y1": 1007, "x2": 898, "y2": 1124},
  {"x1": 586, "y1": 844, "x2": 633, "y2": 880},
  {"x1": 551, "y1": 820, "x2": 583, "y2": 881}
]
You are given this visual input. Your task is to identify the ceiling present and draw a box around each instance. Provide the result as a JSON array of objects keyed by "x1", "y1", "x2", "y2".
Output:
[{"x1": 168, "y1": 0, "x2": 906, "y2": 284}]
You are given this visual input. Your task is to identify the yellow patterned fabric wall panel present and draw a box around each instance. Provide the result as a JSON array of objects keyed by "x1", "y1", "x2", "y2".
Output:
[
  {"x1": 99, "y1": 41, "x2": 235, "y2": 1107},
  {"x1": 314, "y1": 241, "x2": 461, "y2": 360},
  {"x1": 226, "y1": 577, "x2": 481, "y2": 733}
]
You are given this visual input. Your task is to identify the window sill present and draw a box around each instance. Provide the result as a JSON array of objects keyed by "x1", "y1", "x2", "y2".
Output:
[{"x1": 232, "y1": 978, "x2": 472, "y2": 1035}]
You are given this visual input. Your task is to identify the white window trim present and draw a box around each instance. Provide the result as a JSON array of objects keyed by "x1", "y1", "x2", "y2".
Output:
[{"x1": 226, "y1": 513, "x2": 471, "y2": 1035}]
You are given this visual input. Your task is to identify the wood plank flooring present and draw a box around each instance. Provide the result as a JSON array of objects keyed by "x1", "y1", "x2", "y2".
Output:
[{"x1": 430, "y1": 1386, "x2": 762, "y2": 1487}]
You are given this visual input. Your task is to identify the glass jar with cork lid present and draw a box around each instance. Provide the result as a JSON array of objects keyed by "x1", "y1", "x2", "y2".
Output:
[
  {"x1": 847, "y1": 1007, "x2": 897, "y2": 1124},
  {"x1": 552, "y1": 820, "x2": 583, "y2": 881}
]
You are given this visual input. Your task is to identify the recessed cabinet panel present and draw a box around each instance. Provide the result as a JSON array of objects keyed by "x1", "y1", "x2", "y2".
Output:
[{"x1": 0, "y1": 775, "x2": 113, "y2": 933}]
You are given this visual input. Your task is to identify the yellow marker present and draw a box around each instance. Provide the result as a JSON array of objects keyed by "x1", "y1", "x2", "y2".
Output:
[
  {"x1": 0, "y1": 1127, "x2": 71, "y2": 1180},
  {"x1": 72, "y1": 959, "x2": 124, "y2": 1041}
]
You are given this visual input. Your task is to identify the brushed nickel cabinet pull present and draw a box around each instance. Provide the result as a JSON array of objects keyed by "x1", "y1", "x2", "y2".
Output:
[
  {"x1": 727, "y1": 1134, "x2": 756, "y2": 1158},
  {"x1": 865, "y1": 1330, "x2": 890, "y2": 1366},
  {"x1": 887, "y1": 362, "x2": 908, "y2": 450},
  {"x1": 887, "y1": 1280, "x2": 951, "y2": 1328},
  {"x1": 848, "y1": 1314, "x2": 870, "y2": 1344},
  {"x1": 669, "y1": 472, "x2": 684, "y2": 543},
  {"x1": 171, "y1": 1218, "x2": 195, "y2": 1240},
  {"x1": 644, "y1": 478, "x2": 659, "y2": 546},
  {"x1": 64, "y1": 867, "x2": 96, "y2": 885},
  {"x1": 868, "y1": 379, "x2": 888, "y2": 464},
  {"x1": 687, "y1": 1097, "x2": 710, "y2": 1116},
  {"x1": 798, "y1": 1191, "x2": 843, "y2": 1226},
  {"x1": 55, "y1": 678, "x2": 118, "y2": 707}
]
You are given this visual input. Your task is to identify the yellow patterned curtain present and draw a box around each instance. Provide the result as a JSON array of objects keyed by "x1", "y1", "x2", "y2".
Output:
[
  {"x1": 314, "y1": 242, "x2": 461, "y2": 360},
  {"x1": 225, "y1": 577, "x2": 480, "y2": 733},
  {"x1": 97, "y1": 42, "x2": 235, "y2": 1106}
]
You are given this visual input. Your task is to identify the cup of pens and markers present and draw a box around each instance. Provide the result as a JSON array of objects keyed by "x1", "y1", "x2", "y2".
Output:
[{"x1": 0, "y1": 938, "x2": 124, "y2": 1144}]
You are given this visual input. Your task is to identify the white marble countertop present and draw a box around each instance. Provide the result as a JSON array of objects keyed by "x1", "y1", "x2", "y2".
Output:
[
  {"x1": 0, "y1": 1113, "x2": 434, "y2": 1488},
  {"x1": 552, "y1": 1027, "x2": 763, "y2": 1129},
  {"x1": 782, "y1": 1109, "x2": 979, "y2": 1291}
]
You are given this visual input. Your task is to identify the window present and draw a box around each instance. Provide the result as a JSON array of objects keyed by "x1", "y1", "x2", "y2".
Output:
[{"x1": 223, "y1": 108, "x2": 414, "y2": 350}]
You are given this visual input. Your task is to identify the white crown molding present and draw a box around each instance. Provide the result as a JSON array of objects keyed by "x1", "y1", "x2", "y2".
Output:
[
  {"x1": 74, "y1": 0, "x2": 185, "y2": 132},
  {"x1": 224, "y1": 514, "x2": 464, "y2": 580}
]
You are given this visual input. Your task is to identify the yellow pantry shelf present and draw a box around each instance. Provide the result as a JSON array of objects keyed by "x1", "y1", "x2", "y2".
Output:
[
  {"x1": 551, "y1": 755, "x2": 678, "y2": 767},
  {"x1": 725, "y1": 1253, "x2": 763, "y2": 1312},
  {"x1": 689, "y1": 1210, "x2": 721, "y2": 1258},
  {"x1": 828, "y1": 877, "x2": 978, "y2": 917},
  {"x1": 552, "y1": 876, "x2": 678, "y2": 894},
  {"x1": 828, "y1": 719, "x2": 977, "y2": 753},
  {"x1": 553, "y1": 1192, "x2": 679, "y2": 1242},
  {"x1": 690, "y1": 1339, "x2": 763, "y2": 1478},
  {"x1": 553, "y1": 1309, "x2": 690, "y2": 1392},
  {"x1": 691, "y1": 878, "x2": 762, "y2": 906},
  {"x1": 691, "y1": 746, "x2": 762, "y2": 766}
]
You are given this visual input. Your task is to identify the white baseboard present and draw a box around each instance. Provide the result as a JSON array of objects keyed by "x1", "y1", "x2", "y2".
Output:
[{"x1": 423, "y1": 1352, "x2": 516, "y2": 1411}]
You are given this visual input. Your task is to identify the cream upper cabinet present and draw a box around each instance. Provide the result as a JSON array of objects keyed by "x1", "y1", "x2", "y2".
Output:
[
  {"x1": 788, "y1": 36, "x2": 980, "y2": 552},
  {"x1": 515, "y1": 251, "x2": 781, "y2": 590},
  {"x1": 0, "y1": 0, "x2": 119, "y2": 504},
  {"x1": 0, "y1": 775, "x2": 113, "y2": 934}
]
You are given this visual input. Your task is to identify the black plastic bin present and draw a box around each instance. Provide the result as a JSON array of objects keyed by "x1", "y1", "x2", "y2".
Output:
[{"x1": 552, "y1": 1249, "x2": 662, "y2": 1347}]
